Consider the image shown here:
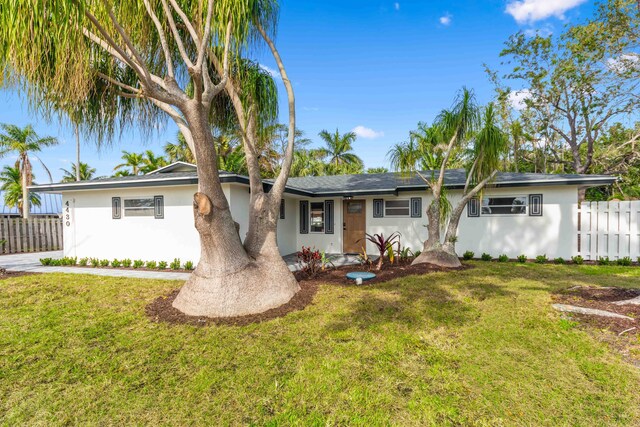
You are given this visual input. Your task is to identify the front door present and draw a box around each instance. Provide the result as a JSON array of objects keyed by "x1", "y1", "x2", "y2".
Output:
[{"x1": 343, "y1": 200, "x2": 366, "y2": 253}]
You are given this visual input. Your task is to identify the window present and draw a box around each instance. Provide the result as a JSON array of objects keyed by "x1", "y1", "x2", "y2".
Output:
[
  {"x1": 481, "y1": 196, "x2": 527, "y2": 215},
  {"x1": 384, "y1": 199, "x2": 410, "y2": 217},
  {"x1": 123, "y1": 198, "x2": 155, "y2": 217},
  {"x1": 310, "y1": 202, "x2": 325, "y2": 233}
]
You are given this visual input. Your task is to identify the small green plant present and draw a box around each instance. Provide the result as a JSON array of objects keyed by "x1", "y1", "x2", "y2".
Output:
[
  {"x1": 413, "y1": 250, "x2": 421, "y2": 258},
  {"x1": 498, "y1": 254, "x2": 509, "y2": 263},
  {"x1": 616, "y1": 256, "x2": 632, "y2": 266},
  {"x1": 396, "y1": 246, "x2": 414, "y2": 262},
  {"x1": 571, "y1": 255, "x2": 584, "y2": 265},
  {"x1": 480, "y1": 253, "x2": 492, "y2": 261},
  {"x1": 90, "y1": 258, "x2": 100, "y2": 267},
  {"x1": 170, "y1": 258, "x2": 181, "y2": 270},
  {"x1": 63, "y1": 257, "x2": 77, "y2": 266},
  {"x1": 111, "y1": 259, "x2": 122, "y2": 268},
  {"x1": 517, "y1": 254, "x2": 527, "y2": 263},
  {"x1": 157, "y1": 261, "x2": 168, "y2": 270},
  {"x1": 597, "y1": 256, "x2": 611, "y2": 266},
  {"x1": 535, "y1": 254, "x2": 548, "y2": 264},
  {"x1": 183, "y1": 261, "x2": 194, "y2": 270},
  {"x1": 100, "y1": 259, "x2": 110, "y2": 267},
  {"x1": 78, "y1": 257, "x2": 89, "y2": 266},
  {"x1": 554, "y1": 257, "x2": 565, "y2": 264},
  {"x1": 49, "y1": 258, "x2": 62, "y2": 266},
  {"x1": 320, "y1": 251, "x2": 336, "y2": 271},
  {"x1": 145, "y1": 260, "x2": 157, "y2": 269},
  {"x1": 463, "y1": 250, "x2": 474, "y2": 260},
  {"x1": 133, "y1": 259, "x2": 144, "y2": 269},
  {"x1": 39, "y1": 258, "x2": 52, "y2": 266},
  {"x1": 122, "y1": 258, "x2": 132, "y2": 268}
]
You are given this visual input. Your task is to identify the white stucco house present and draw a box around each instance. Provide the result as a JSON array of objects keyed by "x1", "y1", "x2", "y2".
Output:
[{"x1": 32, "y1": 162, "x2": 615, "y2": 262}]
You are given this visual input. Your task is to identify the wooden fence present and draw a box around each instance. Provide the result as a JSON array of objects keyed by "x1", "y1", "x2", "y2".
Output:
[
  {"x1": 0, "y1": 217, "x2": 63, "y2": 254},
  {"x1": 578, "y1": 201, "x2": 640, "y2": 261}
]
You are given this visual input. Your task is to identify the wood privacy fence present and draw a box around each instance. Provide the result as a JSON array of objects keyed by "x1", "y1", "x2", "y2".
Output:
[
  {"x1": 0, "y1": 217, "x2": 63, "y2": 254},
  {"x1": 578, "y1": 201, "x2": 640, "y2": 261}
]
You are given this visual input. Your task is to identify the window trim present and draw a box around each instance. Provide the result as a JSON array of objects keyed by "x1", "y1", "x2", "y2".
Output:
[
  {"x1": 480, "y1": 194, "x2": 529, "y2": 217},
  {"x1": 383, "y1": 198, "x2": 411, "y2": 218}
]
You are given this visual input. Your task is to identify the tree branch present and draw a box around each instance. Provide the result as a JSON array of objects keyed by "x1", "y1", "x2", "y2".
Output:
[
  {"x1": 159, "y1": 0, "x2": 194, "y2": 68},
  {"x1": 142, "y1": 0, "x2": 175, "y2": 78}
]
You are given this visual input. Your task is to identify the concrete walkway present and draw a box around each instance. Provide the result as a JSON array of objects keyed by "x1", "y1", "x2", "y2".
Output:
[{"x1": 0, "y1": 251, "x2": 361, "y2": 280}]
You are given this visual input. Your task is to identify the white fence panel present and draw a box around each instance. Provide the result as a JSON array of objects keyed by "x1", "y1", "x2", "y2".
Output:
[{"x1": 578, "y1": 201, "x2": 640, "y2": 261}]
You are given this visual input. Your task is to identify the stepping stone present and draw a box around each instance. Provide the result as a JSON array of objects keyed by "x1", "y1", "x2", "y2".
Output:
[{"x1": 552, "y1": 304, "x2": 634, "y2": 320}]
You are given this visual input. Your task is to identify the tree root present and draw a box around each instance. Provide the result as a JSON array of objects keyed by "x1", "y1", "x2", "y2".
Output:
[{"x1": 552, "y1": 304, "x2": 634, "y2": 320}]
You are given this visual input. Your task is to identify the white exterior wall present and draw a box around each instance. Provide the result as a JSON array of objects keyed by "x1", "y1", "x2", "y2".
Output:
[
  {"x1": 295, "y1": 198, "x2": 344, "y2": 254},
  {"x1": 294, "y1": 186, "x2": 579, "y2": 259},
  {"x1": 277, "y1": 196, "x2": 299, "y2": 255}
]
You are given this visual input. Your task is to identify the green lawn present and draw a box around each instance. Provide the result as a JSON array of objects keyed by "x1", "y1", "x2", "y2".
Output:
[{"x1": 1, "y1": 263, "x2": 640, "y2": 426}]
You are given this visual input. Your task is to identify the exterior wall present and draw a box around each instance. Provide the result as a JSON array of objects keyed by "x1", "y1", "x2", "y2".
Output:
[
  {"x1": 294, "y1": 186, "x2": 579, "y2": 259},
  {"x1": 296, "y1": 198, "x2": 344, "y2": 254},
  {"x1": 277, "y1": 196, "x2": 298, "y2": 255}
]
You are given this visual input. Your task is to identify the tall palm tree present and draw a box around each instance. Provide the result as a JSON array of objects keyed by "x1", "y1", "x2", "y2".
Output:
[
  {"x1": 60, "y1": 162, "x2": 96, "y2": 182},
  {"x1": 392, "y1": 88, "x2": 507, "y2": 267},
  {"x1": 164, "y1": 132, "x2": 196, "y2": 164},
  {"x1": 140, "y1": 150, "x2": 168, "y2": 174},
  {"x1": 0, "y1": 166, "x2": 40, "y2": 216},
  {"x1": 318, "y1": 129, "x2": 364, "y2": 174},
  {"x1": 113, "y1": 151, "x2": 145, "y2": 176},
  {"x1": 0, "y1": 124, "x2": 58, "y2": 218},
  {"x1": 290, "y1": 149, "x2": 326, "y2": 177}
]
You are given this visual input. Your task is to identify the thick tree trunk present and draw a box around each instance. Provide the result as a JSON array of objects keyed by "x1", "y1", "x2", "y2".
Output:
[
  {"x1": 411, "y1": 196, "x2": 463, "y2": 268},
  {"x1": 172, "y1": 107, "x2": 299, "y2": 317}
]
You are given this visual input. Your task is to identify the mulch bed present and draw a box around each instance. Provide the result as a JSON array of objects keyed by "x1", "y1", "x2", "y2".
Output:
[
  {"x1": 147, "y1": 261, "x2": 466, "y2": 327},
  {"x1": 553, "y1": 286, "x2": 640, "y2": 335},
  {"x1": 0, "y1": 270, "x2": 38, "y2": 280}
]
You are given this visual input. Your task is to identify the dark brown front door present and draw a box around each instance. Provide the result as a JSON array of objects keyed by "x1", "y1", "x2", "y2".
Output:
[{"x1": 343, "y1": 200, "x2": 366, "y2": 253}]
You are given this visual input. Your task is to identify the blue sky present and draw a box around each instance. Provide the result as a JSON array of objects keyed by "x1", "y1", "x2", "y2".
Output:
[{"x1": 0, "y1": 0, "x2": 596, "y2": 182}]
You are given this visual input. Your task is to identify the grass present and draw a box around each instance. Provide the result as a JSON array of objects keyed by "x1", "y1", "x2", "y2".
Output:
[{"x1": 1, "y1": 264, "x2": 640, "y2": 425}]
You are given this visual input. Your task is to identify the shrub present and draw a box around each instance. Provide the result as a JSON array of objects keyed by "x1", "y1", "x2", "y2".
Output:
[
  {"x1": 296, "y1": 246, "x2": 322, "y2": 277},
  {"x1": 133, "y1": 259, "x2": 144, "y2": 269},
  {"x1": 396, "y1": 247, "x2": 413, "y2": 262},
  {"x1": 100, "y1": 259, "x2": 110, "y2": 267},
  {"x1": 413, "y1": 250, "x2": 421, "y2": 258},
  {"x1": 183, "y1": 261, "x2": 194, "y2": 270},
  {"x1": 40, "y1": 258, "x2": 52, "y2": 266},
  {"x1": 170, "y1": 258, "x2": 181, "y2": 270},
  {"x1": 597, "y1": 256, "x2": 611, "y2": 266},
  {"x1": 497, "y1": 254, "x2": 509, "y2": 263},
  {"x1": 111, "y1": 259, "x2": 122, "y2": 268},
  {"x1": 49, "y1": 259, "x2": 62, "y2": 266},
  {"x1": 359, "y1": 232, "x2": 401, "y2": 270},
  {"x1": 554, "y1": 257, "x2": 566, "y2": 264},
  {"x1": 145, "y1": 260, "x2": 157, "y2": 269},
  {"x1": 157, "y1": 261, "x2": 168, "y2": 270},
  {"x1": 535, "y1": 254, "x2": 548, "y2": 264},
  {"x1": 463, "y1": 250, "x2": 474, "y2": 260},
  {"x1": 61, "y1": 257, "x2": 77, "y2": 266},
  {"x1": 78, "y1": 258, "x2": 89, "y2": 266},
  {"x1": 122, "y1": 259, "x2": 132, "y2": 268},
  {"x1": 90, "y1": 258, "x2": 100, "y2": 267},
  {"x1": 480, "y1": 253, "x2": 492, "y2": 261},
  {"x1": 616, "y1": 256, "x2": 632, "y2": 266},
  {"x1": 517, "y1": 254, "x2": 527, "y2": 263},
  {"x1": 571, "y1": 255, "x2": 584, "y2": 265}
]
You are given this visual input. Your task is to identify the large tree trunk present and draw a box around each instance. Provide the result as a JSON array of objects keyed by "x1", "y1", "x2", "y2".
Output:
[
  {"x1": 171, "y1": 107, "x2": 299, "y2": 318},
  {"x1": 411, "y1": 197, "x2": 463, "y2": 268}
]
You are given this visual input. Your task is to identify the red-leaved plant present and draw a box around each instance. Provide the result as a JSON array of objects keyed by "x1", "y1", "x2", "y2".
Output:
[
  {"x1": 358, "y1": 232, "x2": 401, "y2": 270},
  {"x1": 296, "y1": 246, "x2": 322, "y2": 277}
]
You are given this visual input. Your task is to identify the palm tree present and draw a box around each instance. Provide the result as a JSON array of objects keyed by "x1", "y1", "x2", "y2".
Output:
[
  {"x1": 164, "y1": 133, "x2": 196, "y2": 164},
  {"x1": 60, "y1": 162, "x2": 96, "y2": 182},
  {"x1": 290, "y1": 149, "x2": 326, "y2": 177},
  {"x1": 113, "y1": 151, "x2": 145, "y2": 176},
  {"x1": 140, "y1": 150, "x2": 168, "y2": 174},
  {"x1": 318, "y1": 129, "x2": 364, "y2": 174},
  {"x1": 0, "y1": 124, "x2": 58, "y2": 218},
  {"x1": 392, "y1": 88, "x2": 507, "y2": 267},
  {"x1": 0, "y1": 166, "x2": 40, "y2": 216},
  {"x1": 366, "y1": 167, "x2": 388, "y2": 174}
]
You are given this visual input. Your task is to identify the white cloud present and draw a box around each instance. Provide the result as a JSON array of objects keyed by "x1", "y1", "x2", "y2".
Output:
[
  {"x1": 259, "y1": 64, "x2": 281, "y2": 80},
  {"x1": 505, "y1": 0, "x2": 587, "y2": 24},
  {"x1": 394, "y1": 2, "x2": 400, "y2": 11},
  {"x1": 352, "y1": 126, "x2": 384, "y2": 139},
  {"x1": 508, "y1": 89, "x2": 533, "y2": 111},
  {"x1": 439, "y1": 13, "x2": 452, "y2": 26},
  {"x1": 523, "y1": 25, "x2": 553, "y2": 37},
  {"x1": 606, "y1": 53, "x2": 640, "y2": 73}
]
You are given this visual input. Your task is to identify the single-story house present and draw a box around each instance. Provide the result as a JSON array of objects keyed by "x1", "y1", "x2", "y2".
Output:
[{"x1": 32, "y1": 162, "x2": 616, "y2": 262}]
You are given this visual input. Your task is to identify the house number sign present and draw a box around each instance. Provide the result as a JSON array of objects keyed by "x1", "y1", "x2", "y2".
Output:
[{"x1": 64, "y1": 200, "x2": 72, "y2": 227}]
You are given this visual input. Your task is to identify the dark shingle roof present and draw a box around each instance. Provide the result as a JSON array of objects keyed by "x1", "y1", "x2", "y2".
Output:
[{"x1": 31, "y1": 163, "x2": 616, "y2": 196}]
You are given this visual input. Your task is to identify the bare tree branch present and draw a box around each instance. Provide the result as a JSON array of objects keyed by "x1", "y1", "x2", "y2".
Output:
[
  {"x1": 159, "y1": 0, "x2": 194, "y2": 68},
  {"x1": 142, "y1": 0, "x2": 175, "y2": 78}
]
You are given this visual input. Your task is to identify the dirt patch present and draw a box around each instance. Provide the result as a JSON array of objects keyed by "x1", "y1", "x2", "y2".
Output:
[
  {"x1": 0, "y1": 270, "x2": 39, "y2": 280},
  {"x1": 147, "y1": 261, "x2": 467, "y2": 327},
  {"x1": 554, "y1": 286, "x2": 640, "y2": 367}
]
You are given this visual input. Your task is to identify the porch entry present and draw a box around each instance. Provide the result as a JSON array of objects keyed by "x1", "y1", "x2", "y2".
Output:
[{"x1": 343, "y1": 200, "x2": 366, "y2": 253}]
